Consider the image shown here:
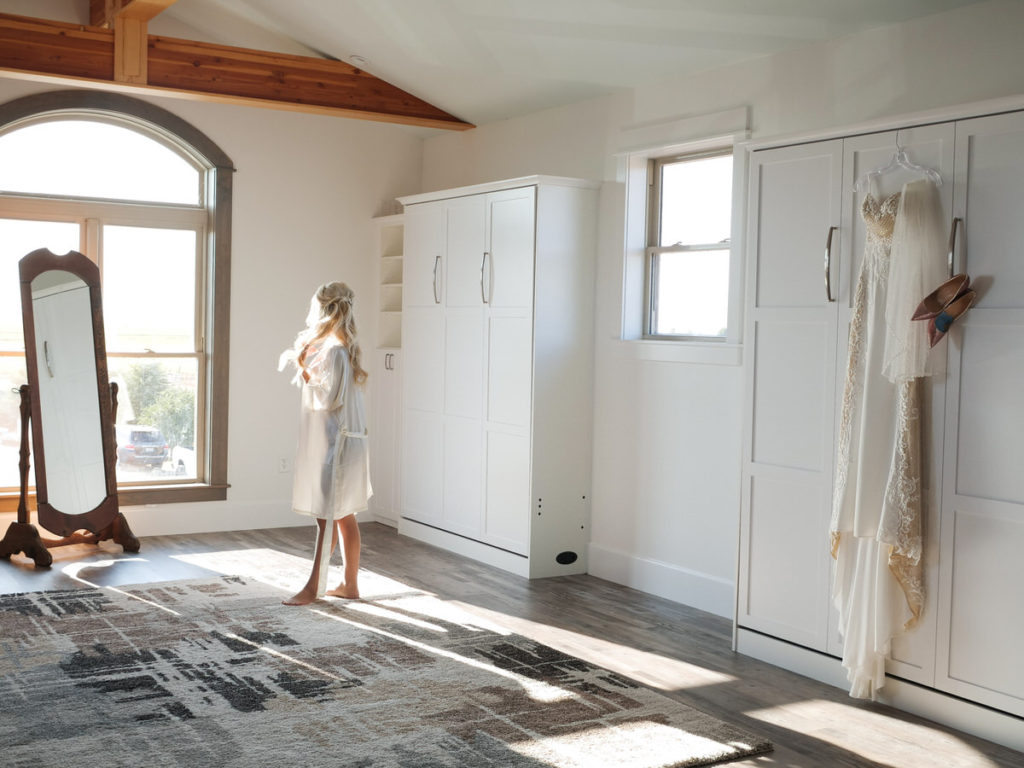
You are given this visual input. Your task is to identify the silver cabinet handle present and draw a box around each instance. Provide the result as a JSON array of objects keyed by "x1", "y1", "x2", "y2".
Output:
[
  {"x1": 947, "y1": 217, "x2": 962, "y2": 278},
  {"x1": 432, "y1": 254, "x2": 441, "y2": 304},
  {"x1": 384, "y1": 353, "x2": 391, "y2": 371},
  {"x1": 480, "y1": 251, "x2": 490, "y2": 304},
  {"x1": 824, "y1": 226, "x2": 837, "y2": 303}
]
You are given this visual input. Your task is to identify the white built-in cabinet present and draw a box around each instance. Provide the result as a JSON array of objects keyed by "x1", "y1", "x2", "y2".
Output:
[
  {"x1": 368, "y1": 215, "x2": 403, "y2": 526},
  {"x1": 397, "y1": 176, "x2": 598, "y2": 578},
  {"x1": 739, "y1": 109, "x2": 1024, "y2": 738}
]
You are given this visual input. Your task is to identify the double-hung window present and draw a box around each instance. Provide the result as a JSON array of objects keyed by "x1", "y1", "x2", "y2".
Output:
[{"x1": 645, "y1": 150, "x2": 733, "y2": 340}]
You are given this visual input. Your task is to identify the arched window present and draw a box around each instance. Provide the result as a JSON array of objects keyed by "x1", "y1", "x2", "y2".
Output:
[{"x1": 0, "y1": 91, "x2": 233, "y2": 507}]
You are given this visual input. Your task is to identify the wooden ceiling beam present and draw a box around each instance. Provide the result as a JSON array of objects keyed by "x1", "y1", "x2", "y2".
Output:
[
  {"x1": 90, "y1": 0, "x2": 179, "y2": 28},
  {"x1": 0, "y1": 12, "x2": 473, "y2": 130}
]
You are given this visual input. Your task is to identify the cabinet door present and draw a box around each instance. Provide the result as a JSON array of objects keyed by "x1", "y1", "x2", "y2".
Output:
[
  {"x1": 404, "y1": 202, "x2": 446, "y2": 308},
  {"x1": 932, "y1": 111, "x2": 1024, "y2": 716},
  {"x1": 827, "y1": 126, "x2": 955, "y2": 683},
  {"x1": 369, "y1": 350, "x2": 401, "y2": 525},
  {"x1": 738, "y1": 140, "x2": 843, "y2": 651},
  {"x1": 402, "y1": 308, "x2": 443, "y2": 525},
  {"x1": 483, "y1": 187, "x2": 536, "y2": 553},
  {"x1": 445, "y1": 195, "x2": 487, "y2": 308}
]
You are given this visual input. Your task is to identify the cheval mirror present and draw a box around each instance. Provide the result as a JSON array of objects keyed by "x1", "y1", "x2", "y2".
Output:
[{"x1": 0, "y1": 248, "x2": 138, "y2": 568}]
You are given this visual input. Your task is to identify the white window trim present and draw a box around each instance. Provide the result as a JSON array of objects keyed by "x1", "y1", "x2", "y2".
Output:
[{"x1": 616, "y1": 107, "x2": 749, "y2": 365}]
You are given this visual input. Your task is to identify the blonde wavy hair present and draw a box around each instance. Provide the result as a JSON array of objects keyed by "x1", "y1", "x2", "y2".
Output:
[{"x1": 280, "y1": 282, "x2": 368, "y2": 386}]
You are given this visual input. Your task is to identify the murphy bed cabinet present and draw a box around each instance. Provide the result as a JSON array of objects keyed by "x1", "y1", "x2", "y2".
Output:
[
  {"x1": 397, "y1": 176, "x2": 598, "y2": 578},
  {"x1": 739, "y1": 110, "x2": 1024, "y2": 747}
]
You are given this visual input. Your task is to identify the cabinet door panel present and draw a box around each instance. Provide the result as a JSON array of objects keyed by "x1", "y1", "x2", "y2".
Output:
[
  {"x1": 485, "y1": 429, "x2": 530, "y2": 554},
  {"x1": 443, "y1": 416, "x2": 483, "y2": 536},
  {"x1": 751, "y1": 319, "x2": 830, "y2": 472},
  {"x1": 401, "y1": 408, "x2": 442, "y2": 525},
  {"x1": 404, "y1": 202, "x2": 445, "y2": 308},
  {"x1": 740, "y1": 473, "x2": 831, "y2": 649},
  {"x1": 445, "y1": 309, "x2": 484, "y2": 419},
  {"x1": 955, "y1": 112, "x2": 1024, "y2": 308},
  {"x1": 954, "y1": 319, "x2": 1024, "y2": 505},
  {"x1": 487, "y1": 189, "x2": 535, "y2": 308},
  {"x1": 487, "y1": 314, "x2": 532, "y2": 428},
  {"x1": 446, "y1": 196, "x2": 487, "y2": 308},
  {"x1": 402, "y1": 307, "x2": 443, "y2": 414},
  {"x1": 754, "y1": 147, "x2": 843, "y2": 308},
  {"x1": 936, "y1": 500, "x2": 1024, "y2": 716}
]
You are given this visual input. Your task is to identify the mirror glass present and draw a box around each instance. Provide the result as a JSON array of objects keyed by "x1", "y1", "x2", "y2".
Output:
[{"x1": 30, "y1": 269, "x2": 106, "y2": 515}]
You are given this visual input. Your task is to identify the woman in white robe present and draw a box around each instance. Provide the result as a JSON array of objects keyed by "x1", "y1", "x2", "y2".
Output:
[{"x1": 279, "y1": 282, "x2": 371, "y2": 605}]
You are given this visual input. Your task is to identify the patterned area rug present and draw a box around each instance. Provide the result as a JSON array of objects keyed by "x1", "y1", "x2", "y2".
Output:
[{"x1": 0, "y1": 576, "x2": 771, "y2": 767}]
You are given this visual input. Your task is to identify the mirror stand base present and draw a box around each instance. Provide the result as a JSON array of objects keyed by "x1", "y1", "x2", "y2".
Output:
[
  {"x1": 0, "y1": 522, "x2": 54, "y2": 568},
  {"x1": 96, "y1": 513, "x2": 140, "y2": 553},
  {"x1": 38, "y1": 513, "x2": 141, "y2": 554}
]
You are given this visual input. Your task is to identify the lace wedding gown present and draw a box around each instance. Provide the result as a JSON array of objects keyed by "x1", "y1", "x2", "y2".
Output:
[{"x1": 830, "y1": 178, "x2": 946, "y2": 699}]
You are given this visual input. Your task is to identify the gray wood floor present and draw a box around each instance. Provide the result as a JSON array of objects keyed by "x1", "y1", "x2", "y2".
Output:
[{"x1": 1, "y1": 521, "x2": 1021, "y2": 768}]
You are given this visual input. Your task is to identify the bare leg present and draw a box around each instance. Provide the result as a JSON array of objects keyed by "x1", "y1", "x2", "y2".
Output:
[
  {"x1": 326, "y1": 514, "x2": 360, "y2": 599},
  {"x1": 282, "y1": 518, "x2": 335, "y2": 605}
]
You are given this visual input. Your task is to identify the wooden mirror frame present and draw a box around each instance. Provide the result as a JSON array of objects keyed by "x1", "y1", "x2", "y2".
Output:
[{"x1": 0, "y1": 248, "x2": 138, "y2": 568}]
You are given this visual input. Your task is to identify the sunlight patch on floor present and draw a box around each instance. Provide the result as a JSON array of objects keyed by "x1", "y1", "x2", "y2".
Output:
[
  {"x1": 343, "y1": 600, "x2": 449, "y2": 632},
  {"x1": 510, "y1": 719, "x2": 757, "y2": 768},
  {"x1": 312, "y1": 607, "x2": 576, "y2": 704},
  {"x1": 171, "y1": 548, "x2": 423, "y2": 599},
  {"x1": 370, "y1": 594, "x2": 513, "y2": 635},
  {"x1": 746, "y1": 698, "x2": 1001, "y2": 766},
  {"x1": 447, "y1": 600, "x2": 736, "y2": 691}
]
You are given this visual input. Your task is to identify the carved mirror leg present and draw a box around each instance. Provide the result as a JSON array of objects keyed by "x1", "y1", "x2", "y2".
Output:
[
  {"x1": 95, "y1": 513, "x2": 140, "y2": 553},
  {"x1": 0, "y1": 522, "x2": 54, "y2": 568}
]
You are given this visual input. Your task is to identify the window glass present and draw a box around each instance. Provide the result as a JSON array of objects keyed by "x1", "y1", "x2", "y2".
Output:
[
  {"x1": 0, "y1": 218, "x2": 80, "y2": 350},
  {"x1": 102, "y1": 225, "x2": 197, "y2": 353},
  {"x1": 648, "y1": 151, "x2": 733, "y2": 339},
  {"x1": 0, "y1": 120, "x2": 200, "y2": 204},
  {"x1": 652, "y1": 248, "x2": 730, "y2": 337},
  {"x1": 659, "y1": 154, "x2": 732, "y2": 247},
  {"x1": 108, "y1": 357, "x2": 198, "y2": 482}
]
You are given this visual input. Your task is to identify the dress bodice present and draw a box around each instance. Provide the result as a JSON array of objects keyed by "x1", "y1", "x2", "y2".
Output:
[{"x1": 861, "y1": 191, "x2": 901, "y2": 243}]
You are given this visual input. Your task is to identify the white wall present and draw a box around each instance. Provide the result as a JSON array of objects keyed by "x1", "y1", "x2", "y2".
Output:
[
  {"x1": 418, "y1": 0, "x2": 1024, "y2": 617},
  {"x1": 0, "y1": 75, "x2": 425, "y2": 537}
]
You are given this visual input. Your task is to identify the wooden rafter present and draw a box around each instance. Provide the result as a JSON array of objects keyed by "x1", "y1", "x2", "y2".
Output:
[
  {"x1": 0, "y1": 11, "x2": 473, "y2": 130},
  {"x1": 90, "y1": 0, "x2": 179, "y2": 27}
]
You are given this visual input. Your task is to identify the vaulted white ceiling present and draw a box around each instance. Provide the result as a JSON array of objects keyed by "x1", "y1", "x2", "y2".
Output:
[
  {"x1": 153, "y1": 0, "x2": 986, "y2": 126},
  {"x1": 0, "y1": 0, "x2": 990, "y2": 127}
]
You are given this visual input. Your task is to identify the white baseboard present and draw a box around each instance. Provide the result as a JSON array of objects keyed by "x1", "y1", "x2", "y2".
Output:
[
  {"x1": 736, "y1": 628, "x2": 1024, "y2": 753},
  {"x1": 119, "y1": 499, "x2": 303, "y2": 537},
  {"x1": 587, "y1": 542, "x2": 734, "y2": 618}
]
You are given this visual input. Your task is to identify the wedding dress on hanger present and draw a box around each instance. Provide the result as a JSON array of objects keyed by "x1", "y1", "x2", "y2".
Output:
[{"x1": 830, "y1": 148, "x2": 947, "y2": 699}]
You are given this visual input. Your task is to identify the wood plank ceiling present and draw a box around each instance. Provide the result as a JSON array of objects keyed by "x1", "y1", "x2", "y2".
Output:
[{"x1": 0, "y1": 1, "x2": 473, "y2": 130}]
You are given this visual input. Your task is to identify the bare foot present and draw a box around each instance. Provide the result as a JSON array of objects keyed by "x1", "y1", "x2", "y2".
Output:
[
  {"x1": 325, "y1": 583, "x2": 360, "y2": 599},
  {"x1": 282, "y1": 587, "x2": 316, "y2": 606}
]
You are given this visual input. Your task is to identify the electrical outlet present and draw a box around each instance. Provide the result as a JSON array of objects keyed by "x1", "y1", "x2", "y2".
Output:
[{"x1": 278, "y1": 457, "x2": 290, "y2": 473}]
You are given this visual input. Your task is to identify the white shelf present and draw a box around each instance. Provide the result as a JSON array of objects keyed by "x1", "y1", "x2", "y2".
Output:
[{"x1": 374, "y1": 215, "x2": 404, "y2": 349}]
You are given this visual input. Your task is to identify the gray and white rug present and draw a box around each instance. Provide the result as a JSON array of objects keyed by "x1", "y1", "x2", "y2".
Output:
[{"x1": 0, "y1": 575, "x2": 771, "y2": 767}]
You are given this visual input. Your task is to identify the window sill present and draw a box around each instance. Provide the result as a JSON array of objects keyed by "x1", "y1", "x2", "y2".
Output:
[
  {"x1": 623, "y1": 339, "x2": 743, "y2": 366},
  {"x1": 0, "y1": 484, "x2": 228, "y2": 513}
]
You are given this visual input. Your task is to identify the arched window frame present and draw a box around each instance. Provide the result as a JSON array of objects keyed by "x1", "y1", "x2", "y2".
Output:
[{"x1": 0, "y1": 90, "x2": 233, "y2": 507}]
